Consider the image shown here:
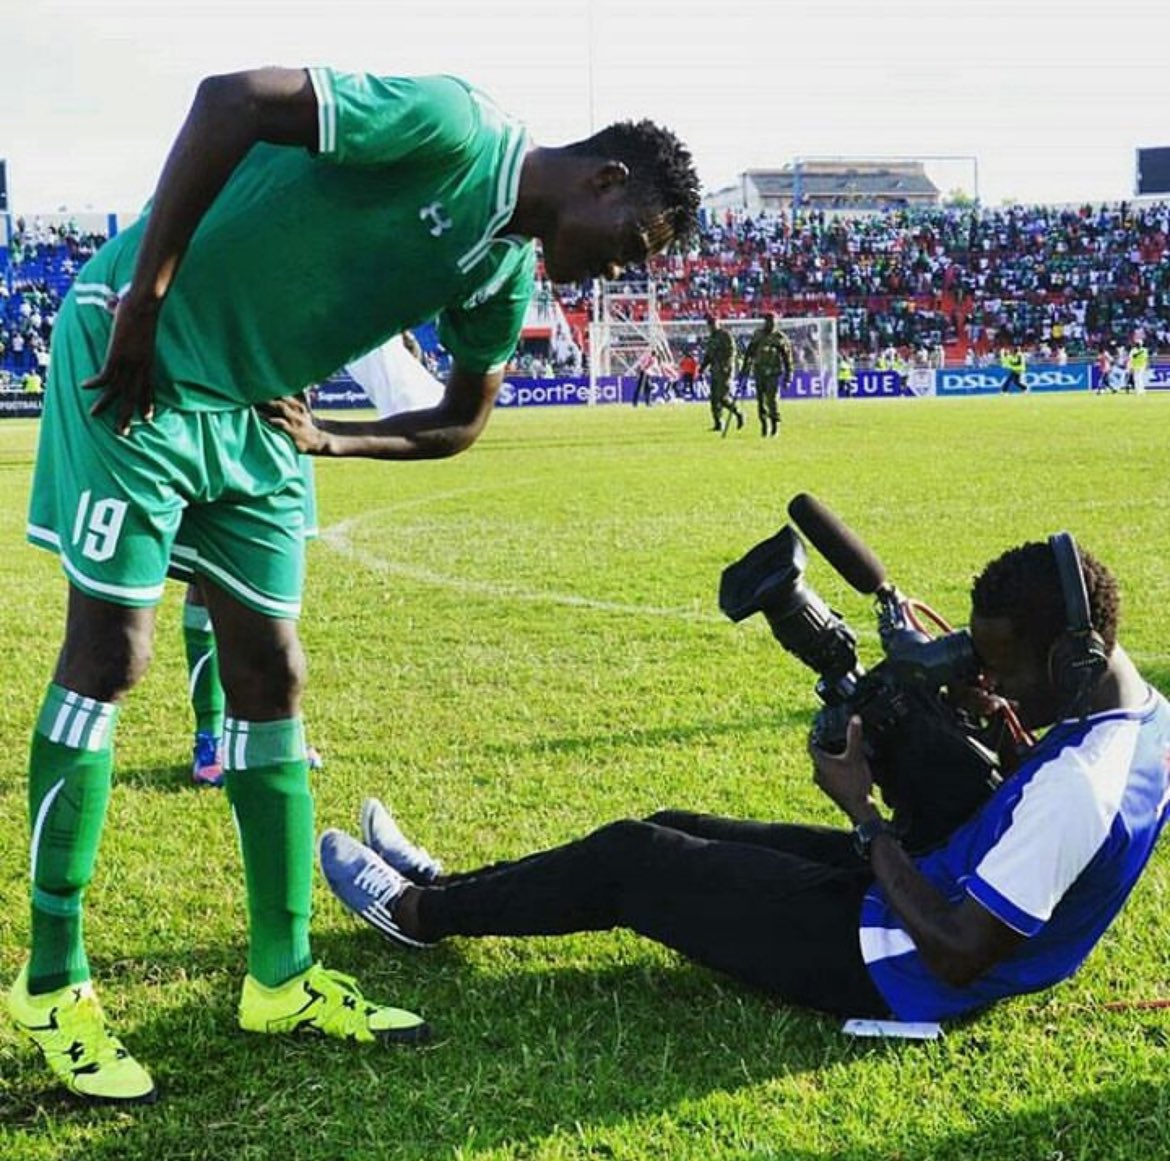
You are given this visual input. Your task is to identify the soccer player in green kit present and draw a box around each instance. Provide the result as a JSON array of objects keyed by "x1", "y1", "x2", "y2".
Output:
[{"x1": 11, "y1": 66, "x2": 700, "y2": 1103}]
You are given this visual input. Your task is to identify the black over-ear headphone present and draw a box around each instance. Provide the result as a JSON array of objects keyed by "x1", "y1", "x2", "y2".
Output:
[{"x1": 1048, "y1": 532, "x2": 1109, "y2": 716}]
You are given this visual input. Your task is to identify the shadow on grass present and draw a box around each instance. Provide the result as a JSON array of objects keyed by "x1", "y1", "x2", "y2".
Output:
[
  {"x1": 795, "y1": 1077, "x2": 1170, "y2": 1161},
  {"x1": 7, "y1": 931, "x2": 1170, "y2": 1159},
  {"x1": 114, "y1": 763, "x2": 207, "y2": 794},
  {"x1": 479, "y1": 709, "x2": 813, "y2": 761},
  {"x1": 0, "y1": 933, "x2": 847, "y2": 1158}
]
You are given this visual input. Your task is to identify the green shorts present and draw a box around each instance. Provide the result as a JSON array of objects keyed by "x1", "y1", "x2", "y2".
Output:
[
  {"x1": 300, "y1": 454, "x2": 319, "y2": 540},
  {"x1": 27, "y1": 295, "x2": 308, "y2": 619}
]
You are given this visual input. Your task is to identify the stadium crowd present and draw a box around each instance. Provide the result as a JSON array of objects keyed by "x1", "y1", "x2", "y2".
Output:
[
  {"x1": 4, "y1": 200, "x2": 1169, "y2": 381},
  {"x1": 560, "y1": 199, "x2": 1170, "y2": 365},
  {"x1": 0, "y1": 218, "x2": 106, "y2": 383}
]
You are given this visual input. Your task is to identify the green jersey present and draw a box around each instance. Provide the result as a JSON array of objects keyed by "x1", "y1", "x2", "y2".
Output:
[{"x1": 76, "y1": 70, "x2": 536, "y2": 411}]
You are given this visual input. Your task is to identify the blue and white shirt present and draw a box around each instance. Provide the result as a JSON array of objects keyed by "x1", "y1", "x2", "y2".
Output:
[{"x1": 860, "y1": 686, "x2": 1170, "y2": 1020}]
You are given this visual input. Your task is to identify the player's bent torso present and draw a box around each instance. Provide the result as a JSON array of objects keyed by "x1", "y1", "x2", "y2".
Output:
[{"x1": 77, "y1": 71, "x2": 535, "y2": 410}]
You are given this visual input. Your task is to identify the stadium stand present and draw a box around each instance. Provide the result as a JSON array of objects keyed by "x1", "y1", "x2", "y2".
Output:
[
  {"x1": 4, "y1": 201, "x2": 1168, "y2": 380},
  {"x1": 1, "y1": 218, "x2": 105, "y2": 383},
  {"x1": 559, "y1": 200, "x2": 1170, "y2": 366}
]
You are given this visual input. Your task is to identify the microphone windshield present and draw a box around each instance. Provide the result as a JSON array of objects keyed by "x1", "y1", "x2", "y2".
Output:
[{"x1": 786, "y1": 493, "x2": 888, "y2": 594}]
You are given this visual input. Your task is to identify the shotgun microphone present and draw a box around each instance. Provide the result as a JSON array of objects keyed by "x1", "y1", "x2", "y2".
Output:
[{"x1": 786, "y1": 493, "x2": 888, "y2": 595}]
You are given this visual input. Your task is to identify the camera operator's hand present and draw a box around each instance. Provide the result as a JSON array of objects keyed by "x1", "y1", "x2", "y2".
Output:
[
  {"x1": 947, "y1": 677, "x2": 1029, "y2": 775},
  {"x1": 809, "y1": 715, "x2": 880, "y2": 824},
  {"x1": 948, "y1": 676, "x2": 1012, "y2": 722}
]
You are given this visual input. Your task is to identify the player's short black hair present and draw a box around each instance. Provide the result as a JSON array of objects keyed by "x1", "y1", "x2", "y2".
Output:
[
  {"x1": 566, "y1": 120, "x2": 701, "y2": 249},
  {"x1": 971, "y1": 541, "x2": 1120, "y2": 659}
]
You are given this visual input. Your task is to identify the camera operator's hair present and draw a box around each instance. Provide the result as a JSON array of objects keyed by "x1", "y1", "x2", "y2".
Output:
[
  {"x1": 971, "y1": 541, "x2": 1120, "y2": 658},
  {"x1": 564, "y1": 120, "x2": 701, "y2": 249}
]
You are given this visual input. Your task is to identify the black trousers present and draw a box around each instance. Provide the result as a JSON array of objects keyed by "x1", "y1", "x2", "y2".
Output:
[{"x1": 417, "y1": 811, "x2": 889, "y2": 1018}]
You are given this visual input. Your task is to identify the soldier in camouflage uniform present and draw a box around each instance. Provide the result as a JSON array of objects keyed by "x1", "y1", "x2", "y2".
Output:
[
  {"x1": 698, "y1": 314, "x2": 742, "y2": 433},
  {"x1": 742, "y1": 312, "x2": 794, "y2": 437}
]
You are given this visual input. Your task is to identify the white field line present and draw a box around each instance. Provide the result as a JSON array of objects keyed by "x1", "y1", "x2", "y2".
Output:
[
  {"x1": 318, "y1": 507, "x2": 1170, "y2": 665},
  {"x1": 319, "y1": 512, "x2": 721, "y2": 623}
]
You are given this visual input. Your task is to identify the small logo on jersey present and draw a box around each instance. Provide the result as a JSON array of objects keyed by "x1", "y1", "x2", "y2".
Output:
[{"x1": 419, "y1": 202, "x2": 454, "y2": 237}]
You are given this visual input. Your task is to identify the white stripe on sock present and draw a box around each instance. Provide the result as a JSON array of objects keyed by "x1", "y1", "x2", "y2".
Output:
[
  {"x1": 233, "y1": 720, "x2": 249, "y2": 771},
  {"x1": 30, "y1": 779, "x2": 66, "y2": 881},
  {"x1": 89, "y1": 704, "x2": 114, "y2": 751},
  {"x1": 49, "y1": 691, "x2": 77, "y2": 744},
  {"x1": 189, "y1": 650, "x2": 213, "y2": 702},
  {"x1": 65, "y1": 697, "x2": 96, "y2": 749}
]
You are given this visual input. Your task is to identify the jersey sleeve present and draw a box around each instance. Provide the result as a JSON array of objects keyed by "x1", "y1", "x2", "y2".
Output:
[
  {"x1": 307, "y1": 69, "x2": 474, "y2": 166},
  {"x1": 964, "y1": 755, "x2": 1112, "y2": 936},
  {"x1": 437, "y1": 245, "x2": 536, "y2": 374}
]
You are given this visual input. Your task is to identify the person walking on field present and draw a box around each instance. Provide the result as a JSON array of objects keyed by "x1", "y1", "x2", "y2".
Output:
[
  {"x1": 999, "y1": 344, "x2": 1027, "y2": 393},
  {"x1": 676, "y1": 348, "x2": 698, "y2": 399},
  {"x1": 699, "y1": 313, "x2": 742, "y2": 433},
  {"x1": 742, "y1": 311, "x2": 794, "y2": 436},
  {"x1": 1127, "y1": 338, "x2": 1149, "y2": 395}
]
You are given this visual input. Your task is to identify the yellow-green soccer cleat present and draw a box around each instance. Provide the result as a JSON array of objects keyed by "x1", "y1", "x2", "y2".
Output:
[
  {"x1": 8, "y1": 963, "x2": 157, "y2": 1104},
  {"x1": 238, "y1": 963, "x2": 430, "y2": 1044}
]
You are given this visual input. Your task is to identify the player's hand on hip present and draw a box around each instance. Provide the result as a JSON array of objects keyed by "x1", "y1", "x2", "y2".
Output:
[
  {"x1": 84, "y1": 294, "x2": 162, "y2": 435},
  {"x1": 259, "y1": 394, "x2": 326, "y2": 454}
]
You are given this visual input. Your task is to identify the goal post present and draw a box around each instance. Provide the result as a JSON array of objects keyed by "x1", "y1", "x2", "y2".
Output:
[
  {"x1": 588, "y1": 282, "x2": 838, "y2": 402},
  {"x1": 586, "y1": 278, "x2": 669, "y2": 386},
  {"x1": 659, "y1": 316, "x2": 838, "y2": 399}
]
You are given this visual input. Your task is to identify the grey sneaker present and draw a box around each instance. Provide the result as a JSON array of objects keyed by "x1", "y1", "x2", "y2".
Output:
[
  {"x1": 359, "y1": 798, "x2": 442, "y2": 884},
  {"x1": 319, "y1": 829, "x2": 435, "y2": 950}
]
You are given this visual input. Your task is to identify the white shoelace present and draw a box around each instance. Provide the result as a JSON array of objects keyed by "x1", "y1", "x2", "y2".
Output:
[{"x1": 353, "y1": 856, "x2": 405, "y2": 905}]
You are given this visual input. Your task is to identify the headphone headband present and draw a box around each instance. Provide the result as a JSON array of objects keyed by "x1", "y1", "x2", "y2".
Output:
[
  {"x1": 1049, "y1": 532, "x2": 1093, "y2": 636},
  {"x1": 1047, "y1": 532, "x2": 1108, "y2": 718}
]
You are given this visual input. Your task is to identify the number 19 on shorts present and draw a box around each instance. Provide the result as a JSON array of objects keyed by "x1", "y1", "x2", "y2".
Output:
[{"x1": 73, "y1": 489, "x2": 128, "y2": 563}]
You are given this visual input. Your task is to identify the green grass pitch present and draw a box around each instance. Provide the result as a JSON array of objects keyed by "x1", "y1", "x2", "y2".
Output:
[{"x1": 2, "y1": 394, "x2": 1169, "y2": 1159}]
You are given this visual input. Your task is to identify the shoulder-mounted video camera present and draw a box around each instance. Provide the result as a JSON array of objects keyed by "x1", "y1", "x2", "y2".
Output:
[{"x1": 719, "y1": 494, "x2": 1001, "y2": 852}]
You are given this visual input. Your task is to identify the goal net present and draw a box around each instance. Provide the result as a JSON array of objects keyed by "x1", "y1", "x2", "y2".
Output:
[{"x1": 587, "y1": 280, "x2": 838, "y2": 400}]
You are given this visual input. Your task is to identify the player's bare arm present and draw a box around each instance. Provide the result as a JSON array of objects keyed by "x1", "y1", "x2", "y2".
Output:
[
  {"x1": 86, "y1": 68, "x2": 318, "y2": 433},
  {"x1": 262, "y1": 364, "x2": 503, "y2": 460},
  {"x1": 809, "y1": 715, "x2": 1023, "y2": 987}
]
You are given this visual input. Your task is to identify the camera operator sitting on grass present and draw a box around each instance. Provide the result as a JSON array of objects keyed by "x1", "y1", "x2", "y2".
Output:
[{"x1": 320, "y1": 537, "x2": 1170, "y2": 1024}]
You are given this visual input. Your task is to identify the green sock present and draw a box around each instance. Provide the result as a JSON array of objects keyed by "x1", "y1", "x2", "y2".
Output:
[
  {"x1": 27, "y1": 684, "x2": 117, "y2": 994},
  {"x1": 224, "y1": 717, "x2": 314, "y2": 987},
  {"x1": 183, "y1": 603, "x2": 225, "y2": 736}
]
